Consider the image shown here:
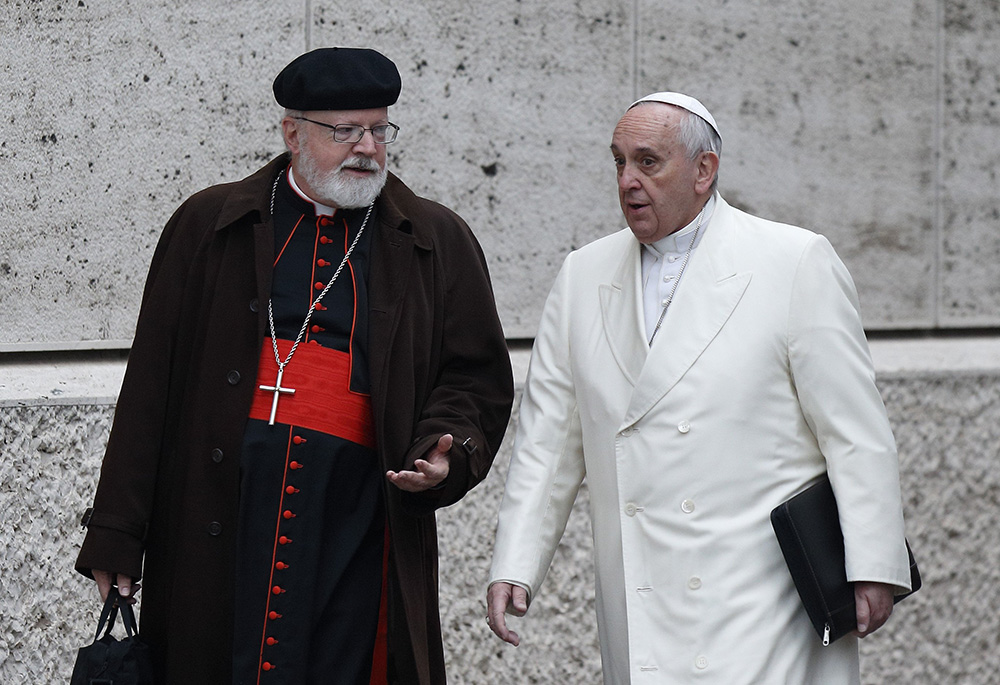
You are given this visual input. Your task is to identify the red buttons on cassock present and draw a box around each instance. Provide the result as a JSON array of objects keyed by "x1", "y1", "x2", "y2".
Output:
[
  {"x1": 315, "y1": 303, "x2": 327, "y2": 311},
  {"x1": 317, "y1": 258, "x2": 331, "y2": 267},
  {"x1": 285, "y1": 486, "x2": 299, "y2": 495},
  {"x1": 292, "y1": 435, "x2": 306, "y2": 445},
  {"x1": 313, "y1": 281, "x2": 324, "y2": 291},
  {"x1": 266, "y1": 637, "x2": 279, "y2": 646},
  {"x1": 262, "y1": 662, "x2": 274, "y2": 671},
  {"x1": 289, "y1": 461, "x2": 302, "y2": 470},
  {"x1": 319, "y1": 217, "x2": 331, "y2": 226},
  {"x1": 275, "y1": 561, "x2": 289, "y2": 570},
  {"x1": 283, "y1": 510, "x2": 295, "y2": 519},
  {"x1": 272, "y1": 585, "x2": 284, "y2": 595},
  {"x1": 268, "y1": 611, "x2": 281, "y2": 620},
  {"x1": 279, "y1": 536, "x2": 292, "y2": 545},
  {"x1": 310, "y1": 324, "x2": 324, "y2": 333},
  {"x1": 320, "y1": 235, "x2": 333, "y2": 244}
]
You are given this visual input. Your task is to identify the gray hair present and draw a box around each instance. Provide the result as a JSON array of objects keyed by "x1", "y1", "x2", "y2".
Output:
[
  {"x1": 675, "y1": 107, "x2": 721, "y2": 193},
  {"x1": 283, "y1": 109, "x2": 305, "y2": 150}
]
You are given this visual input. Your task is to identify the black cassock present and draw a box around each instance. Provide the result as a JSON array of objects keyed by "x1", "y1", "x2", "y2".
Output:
[{"x1": 233, "y1": 171, "x2": 387, "y2": 685}]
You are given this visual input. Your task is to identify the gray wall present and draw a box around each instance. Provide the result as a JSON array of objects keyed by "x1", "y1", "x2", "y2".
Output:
[
  {"x1": 3, "y1": 0, "x2": 999, "y2": 346},
  {"x1": 4, "y1": 346, "x2": 1000, "y2": 682},
  {"x1": 2, "y1": 0, "x2": 999, "y2": 682}
]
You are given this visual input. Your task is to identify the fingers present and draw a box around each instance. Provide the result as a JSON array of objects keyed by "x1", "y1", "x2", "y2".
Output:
[
  {"x1": 93, "y1": 570, "x2": 113, "y2": 602},
  {"x1": 486, "y1": 582, "x2": 526, "y2": 647},
  {"x1": 432, "y1": 433, "x2": 454, "y2": 458},
  {"x1": 386, "y1": 434, "x2": 453, "y2": 492},
  {"x1": 117, "y1": 573, "x2": 133, "y2": 598},
  {"x1": 511, "y1": 585, "x2": 528, "y2": 616},
  {"x1": 855, "y1": 592, "x2": 871, "y2": 635},
  {"x1": 92, "y1": 570, "x2": 140, "y2": 605},
  {"x1": 854, "y1": 581, "x2": 894, "y2": 637}
]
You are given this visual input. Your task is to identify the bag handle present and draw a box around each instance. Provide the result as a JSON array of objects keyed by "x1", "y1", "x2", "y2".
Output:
[{"x1": 93, "y1": 586, "x2": 140, "y2": 642}]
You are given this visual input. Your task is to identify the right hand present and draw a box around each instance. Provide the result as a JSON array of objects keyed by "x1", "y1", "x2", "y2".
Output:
[
  {"x1": 486, "y1": 581, "x2": 529, "y2": 647},
  {"x1": 93, "y1": 570, "x2": 139, "y2": 604}
]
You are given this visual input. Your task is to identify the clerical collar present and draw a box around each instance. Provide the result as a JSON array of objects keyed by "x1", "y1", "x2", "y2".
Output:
[
  {"x1": 286, "y1": 166, "x2": 337, "y2": 216},
  {"x1": 644, "y1": 195, "x2": 716, "y2": 258}
]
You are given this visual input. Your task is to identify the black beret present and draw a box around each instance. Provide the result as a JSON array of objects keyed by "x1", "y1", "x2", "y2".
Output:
[{"x1": 273, "y1": 47, "x2": 401, "y2": 110}]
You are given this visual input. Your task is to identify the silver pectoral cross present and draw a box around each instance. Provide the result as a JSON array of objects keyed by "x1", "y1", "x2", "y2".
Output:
[{"x1": 259, "y1": 366, "x2": 296, "y2": 426}]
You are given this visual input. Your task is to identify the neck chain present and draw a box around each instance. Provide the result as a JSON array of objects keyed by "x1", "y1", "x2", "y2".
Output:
[
  {"x1": 259, "y1": 170, "x2": 374, "y2": 425},
  {"x1": 647, "y1": 204, "x2": 707, "y2": 346}
]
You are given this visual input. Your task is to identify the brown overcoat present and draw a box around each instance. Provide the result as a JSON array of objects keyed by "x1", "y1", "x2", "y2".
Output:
[{"x1": 76, "y1": 154, "x2": 514, "y2": 684}]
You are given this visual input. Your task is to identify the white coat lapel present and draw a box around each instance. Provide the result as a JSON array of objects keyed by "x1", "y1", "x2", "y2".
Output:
[
  {"x1": 598, "y1": 236, "x2": 647, "y2": 386},
  {"x1": 623, "y1": 198, "x2": 751, "y2": 427}
]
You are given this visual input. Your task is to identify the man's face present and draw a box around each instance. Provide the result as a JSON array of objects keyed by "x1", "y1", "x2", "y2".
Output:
[
  {"x1": 610, "y1": 104, "x2": 713, "y2": 244},
  {"x1": 283, "y1": 107, "x2": 389, "y2": 208}
]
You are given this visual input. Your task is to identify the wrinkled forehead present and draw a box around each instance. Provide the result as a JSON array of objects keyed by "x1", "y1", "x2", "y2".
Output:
[{"x1": 612, "y1": 104, "x2": 685, "y2": 148}]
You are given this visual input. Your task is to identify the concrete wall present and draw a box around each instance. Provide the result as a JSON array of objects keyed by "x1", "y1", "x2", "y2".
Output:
[
  {"x1": 2, "y1": 0, "x2": 999, "y2": 347},
  {"x1": 2, "y1": 0, "x2": 999, "y2": 682},
  {"x1": 3, "y1": 343, "x2": 1000, "y2": 682}
]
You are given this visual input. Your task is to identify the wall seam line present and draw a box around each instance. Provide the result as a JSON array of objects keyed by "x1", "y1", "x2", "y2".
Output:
[{"x1": 933, "y1": 0, "x2": 944, "y2": 327}]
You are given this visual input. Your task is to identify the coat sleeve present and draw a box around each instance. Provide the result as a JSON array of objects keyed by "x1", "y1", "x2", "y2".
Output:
[
  {"x1": 787, "y1": 234, "x2": 912, "y2": 592},
  {"x1": 75, "y1": 201, "x2": 203, "y2": 580},
  {"x1": 488, "y1": 256, "x2": 587, "y2": 603},
  {"x1": 398, "y1": 213, "x2": 515, "y2": 514}
]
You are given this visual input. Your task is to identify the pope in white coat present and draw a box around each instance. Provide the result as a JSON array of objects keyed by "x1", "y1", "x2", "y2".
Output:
[{"x1": 487, "y1": 93, "x2": 913, "y2": 684}]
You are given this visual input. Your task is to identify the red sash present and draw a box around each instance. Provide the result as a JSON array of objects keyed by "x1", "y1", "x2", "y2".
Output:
[{"x1": 249, "y1": 338, "x2": 376, "y2": 449}]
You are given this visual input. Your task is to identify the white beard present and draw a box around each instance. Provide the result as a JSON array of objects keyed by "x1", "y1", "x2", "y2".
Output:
[{"x1": 297, "y1": 149, "x2": 387, "y2": 209}]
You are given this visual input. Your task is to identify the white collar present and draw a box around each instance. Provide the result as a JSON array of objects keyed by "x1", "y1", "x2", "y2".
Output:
[
  {"x1": 287, "y1": 166, "x2": 338, "y2": 217},
  {"x1": 644, "y1": 195, "x2": 716, "y2": 257}
]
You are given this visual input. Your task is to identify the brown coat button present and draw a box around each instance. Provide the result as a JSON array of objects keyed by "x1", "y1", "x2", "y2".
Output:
[
  {"x1": 227, "y1": 370, "x2": 241, "y2": 385},
  {"x1": 208, "y1": 522, "x2": 223, "y2": 536},
  {"x1": 211, "y1": 448, "x2": 223, "y2": 463}
]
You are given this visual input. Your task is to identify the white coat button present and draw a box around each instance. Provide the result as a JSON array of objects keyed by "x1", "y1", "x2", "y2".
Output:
[
  {"x1": 621, "y1": 427, "x2": 634, "y2": 437},
  {"x1": 696, "y1": 656, "x2": 708, "y2": 669},
  {"x1": 681, "y1": 499, "x2": 696, "y2": 514},
  {"x1": 677, "y1": 420, "x2": 690, "y2": 434},
  {"x1": 625, "y1": 503, "x2": 637, "y2": 517},
  {"x1": 688, "y1": 576, "x2": 702, "y2": 590}
]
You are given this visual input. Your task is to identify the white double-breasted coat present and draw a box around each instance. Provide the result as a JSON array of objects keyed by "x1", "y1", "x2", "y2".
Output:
[{"x1": 490, "y1": 195, "x2": 912, "y2": 684}]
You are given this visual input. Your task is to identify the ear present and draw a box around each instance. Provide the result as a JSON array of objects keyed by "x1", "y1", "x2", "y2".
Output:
[
  {"x1": 281, "y1": 117, "x2": 302, "y2": 155},
  {"x1": 693, "y1": 151, "x2": 720, "y2": 195}
]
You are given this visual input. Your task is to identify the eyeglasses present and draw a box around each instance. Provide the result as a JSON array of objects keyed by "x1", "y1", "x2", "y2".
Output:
[{"x1": 293, "y1": 116, "x2": 399, "y2": 144}]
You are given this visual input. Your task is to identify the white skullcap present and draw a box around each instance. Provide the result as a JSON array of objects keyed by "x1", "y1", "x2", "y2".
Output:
[{"x1": 629, "y1": 92, "x2": 722, "y2": 142}]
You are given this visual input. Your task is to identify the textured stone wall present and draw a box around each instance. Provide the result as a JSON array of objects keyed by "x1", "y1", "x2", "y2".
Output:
[
  {"x1": 2, "y1": 0, "x2": 999, "y2": 682},
  {"x1": 2, "y1": 369, "x2": 998, "y2": 682},
  {"x1": 3, "y1": 0, "x2": 999, "y2": 348}
]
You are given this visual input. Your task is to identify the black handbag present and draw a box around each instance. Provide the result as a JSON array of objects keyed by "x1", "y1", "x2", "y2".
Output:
[
  {"x1": 70, "y1": 587, "x2": 155, "y2": 684},
  {"x1": 770, "y1": 474, "x2": 921, "y2": 645}
]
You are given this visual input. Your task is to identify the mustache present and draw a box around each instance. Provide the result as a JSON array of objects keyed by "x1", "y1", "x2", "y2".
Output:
[{"x1": 338, "y1": 156, "x2": 382, "y2": 173}]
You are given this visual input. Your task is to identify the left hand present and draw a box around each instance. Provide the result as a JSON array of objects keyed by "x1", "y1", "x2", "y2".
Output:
[
  {"x1": 386, "y1": 434, "x2": 452, "y2": 492},
  {"x1": 854, "y1": 581, "x2": 895, "y2": 637}
]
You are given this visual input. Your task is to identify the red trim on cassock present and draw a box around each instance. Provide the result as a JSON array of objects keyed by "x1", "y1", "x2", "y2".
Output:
[{"x1": 250, "y1": 338, "x2": 376, "y2": 449}]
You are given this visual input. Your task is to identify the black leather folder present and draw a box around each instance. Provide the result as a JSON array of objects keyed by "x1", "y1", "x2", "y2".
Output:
[{"x1": 770, "y1": 474, "x2": 921, "y2": 645}]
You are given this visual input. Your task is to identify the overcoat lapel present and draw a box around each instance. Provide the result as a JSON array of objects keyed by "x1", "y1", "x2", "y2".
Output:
[
  {"x1": 599, "y1": 237, "x2": 648, "y2": 386},
  {"x1": 366, "y1": 174, "x2": 428, "y2": 439},
  {"x1": 618, "y1": 199, "x2": 752, "y2": 428},
  {"x1": 368, "y1": 222, "x2": 414, "y2": 392}
]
